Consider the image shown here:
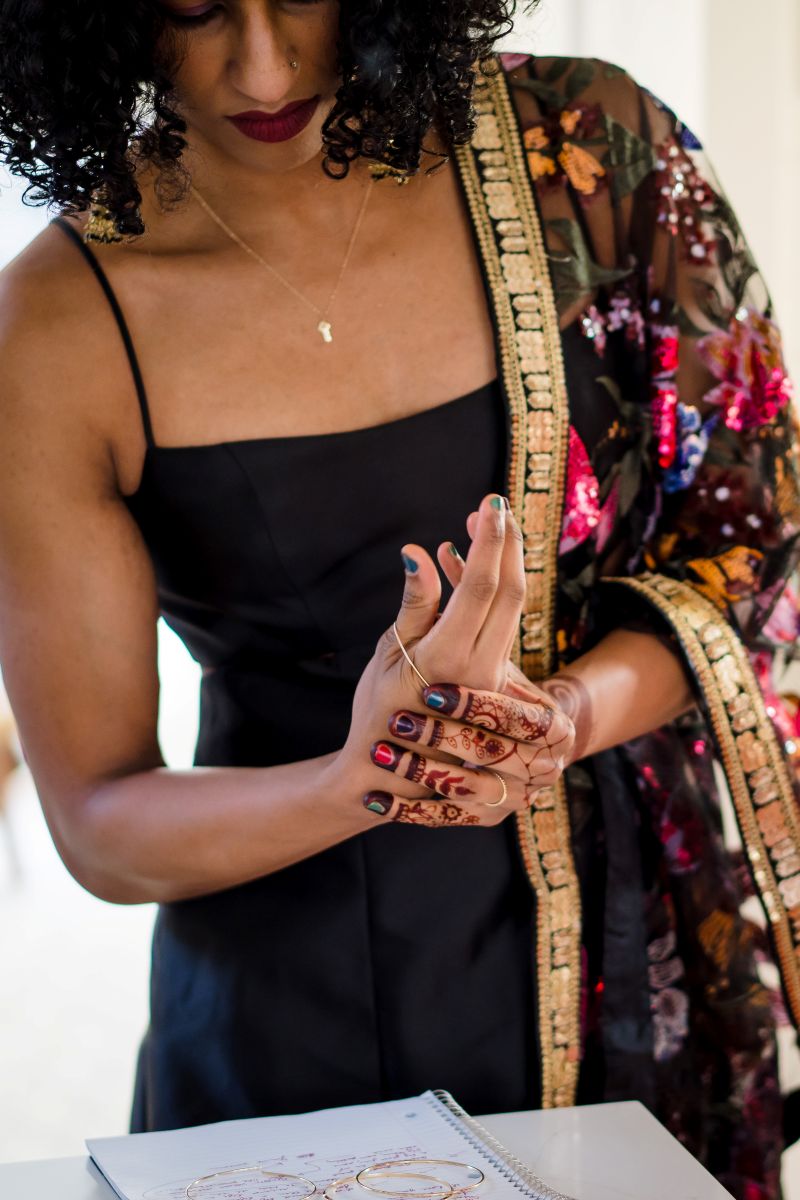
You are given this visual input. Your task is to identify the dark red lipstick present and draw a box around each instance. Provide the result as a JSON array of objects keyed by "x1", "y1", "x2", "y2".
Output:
[{"x1": 227, "y1": 97, "x2": 320, "y2": 143}]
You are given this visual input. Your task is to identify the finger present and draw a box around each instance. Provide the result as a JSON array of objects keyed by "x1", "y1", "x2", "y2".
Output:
[
  {"x1": 422, "y1": 683, "x2": 573, "y2": 759},
  {"x1": 387, "y1": 708, "x2": 530, "y2": 783},
  {"x1": 433, "y1": 494, "x2": 508, "y2": 646},
  {"x1": 474, "y1": 504, "x2": 526, "y2": 662},
  {"x1": 362, "y1": 791, "x2": 482, "y2": 827},
  {"x1": 370, "y1": 740, "x2": 478, "y2": 799},
  {"x1": 436, "y1": 541, "x2": 464, "y2": 591},
  {"x1": 370, "y1": 739, "x2": 522, "y2": 810},
  {"x1": 394, "y1": 543, "x2": 442, "y2": 644}
]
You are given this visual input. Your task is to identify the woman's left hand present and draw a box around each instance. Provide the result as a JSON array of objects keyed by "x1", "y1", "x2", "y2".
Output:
[{"x1": 366, "y1": 513, "x2": 575, "y2": 825}]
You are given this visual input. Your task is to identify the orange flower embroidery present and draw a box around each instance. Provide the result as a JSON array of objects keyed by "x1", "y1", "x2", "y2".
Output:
[
  {"x1": 558, "y1": 143, "x2": 606, "y2": 196},
  {"x1": 524, "y1": 125, "x2": 550, "y2": 152},
  {"x1": 527, "y1": 151, "x2": 557, "y2": 180},
  {"x1": 560, "y1": 109, "x2": 582, "y2": 136},
  {"x1": 687, "y1": 546, "x2": 764, "y2": 610}
]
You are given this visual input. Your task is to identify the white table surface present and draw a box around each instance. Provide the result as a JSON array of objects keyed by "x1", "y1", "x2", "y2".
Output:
[{"x1": 0, "y1": 1101, "x2": 733, "y2": 1200}]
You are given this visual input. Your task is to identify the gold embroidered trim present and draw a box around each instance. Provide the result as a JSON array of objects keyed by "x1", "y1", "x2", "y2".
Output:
[
  {"x1": 455, "y1": 64, "x2": 581, "y2": 1108},
  {"x1": 609, "y1": 572, "x2": 800, "y2": 1026}
]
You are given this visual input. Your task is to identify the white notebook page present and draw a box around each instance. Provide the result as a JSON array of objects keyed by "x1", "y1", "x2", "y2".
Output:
[{"x1": 87, "y1": 1091, "x2": 545, "y2": 1200}]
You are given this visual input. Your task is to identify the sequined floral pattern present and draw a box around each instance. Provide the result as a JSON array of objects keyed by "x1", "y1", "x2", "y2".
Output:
[
  {"x1": 501, "y1": 53, "x2": 800, "y2": 1200},
  {"x1": 698, "y1": 308, "x2": 794, "y2": 432}
]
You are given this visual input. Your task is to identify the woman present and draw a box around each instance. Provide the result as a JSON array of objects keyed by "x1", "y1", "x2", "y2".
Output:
[{"x1": 0, "y1": 2, "x2": 798, "y2": 1197}]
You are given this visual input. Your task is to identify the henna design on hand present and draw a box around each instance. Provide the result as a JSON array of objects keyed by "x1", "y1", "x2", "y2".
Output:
[
  {"x1": 540, "y1": 673, "x2": 593, "y2": 763},
  {"x1": 418, "y1": 685, "x2": 574, "y2": 793}
]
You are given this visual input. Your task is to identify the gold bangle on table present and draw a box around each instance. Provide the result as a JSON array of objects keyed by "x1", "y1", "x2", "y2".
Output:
[
  {"x1": 186, "y1": 1168, "x2": 317, "y2": 1199},
  {"x1": 325, "y1": 1173, "x2": 453, "y2": 1200},
  {"x1": 356, "y1": 1160, "x2": 485, "y2": 1197},
  {"x1": 482, "y1": 769, "x2": 508, "y2": 809}
]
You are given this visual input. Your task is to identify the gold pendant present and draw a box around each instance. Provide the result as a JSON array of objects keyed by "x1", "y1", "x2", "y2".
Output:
[{"x1": 317, "y1": 320, "x2": 333, "y2": 344}]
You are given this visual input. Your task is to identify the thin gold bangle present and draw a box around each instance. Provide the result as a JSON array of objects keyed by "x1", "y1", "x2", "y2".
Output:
[
  {"x1": 186, "y1": 1168, "x2": 317, "y2": 1199},
  {"x1": 392, "y1": 622, "x2": 431, "y2": 690},
  {"x1": 356, "y1": 1160, "x2": 485, "y2": 1197},
  {"x1": 324, "y1": 1173, "x2": 452, "y2": 1200}
]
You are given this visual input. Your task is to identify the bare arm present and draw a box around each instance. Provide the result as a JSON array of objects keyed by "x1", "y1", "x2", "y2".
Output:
[
  {"x1": 0, "y1": 232, "x2": 535, "y2": 903},
  {"x1": 0, "y1": 240, "x2": 381, "y2": 905},
  {"x1": 539, "y1": 629, "x2": 695, "y2": 764}
]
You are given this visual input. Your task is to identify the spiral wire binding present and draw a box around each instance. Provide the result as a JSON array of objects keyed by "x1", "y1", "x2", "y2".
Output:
[{"x1": 428, "y1": 1091, "x2": 578, "y2": 1200}]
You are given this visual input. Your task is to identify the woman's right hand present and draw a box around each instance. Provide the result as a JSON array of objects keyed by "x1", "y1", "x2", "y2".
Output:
[{"x1": 333, "y1": 493, "x2": 571, "y2": 826}]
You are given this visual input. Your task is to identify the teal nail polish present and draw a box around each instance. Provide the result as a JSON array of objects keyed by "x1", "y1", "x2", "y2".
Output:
[
  {"x1": 448, "y1": 543, "x2": 461, "y2": 558},
  {"x1": 426, "y1": 690, "x2": 447, "y2": 710},
  {"x1": 402, "y1": 553, "x2": 419, "y2": 574},
  {"x1": 490, "y1": 496, "x2": 504, "y2": 511},
  {"x1": 364, "y1": 792, "x2": 393, "y2": 816}
]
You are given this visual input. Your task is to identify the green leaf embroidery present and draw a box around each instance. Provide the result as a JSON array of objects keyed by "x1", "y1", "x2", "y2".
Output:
[
  {"x1": 603, "y1": 114, "x2": 658, "y2": 201},
  {"x1": 565, "y1": 59, "x2": 597, "y2": 102},
  {"x1": 547, "y1": 218, "x2": 631, "y2": 313},
  {"x1": 542, "y1": 58, "x2": 572, "y2": 85}
]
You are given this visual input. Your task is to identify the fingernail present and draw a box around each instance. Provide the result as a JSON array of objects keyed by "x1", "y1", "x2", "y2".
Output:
[
  {"x1": 402, "y1": 553, "x2": 419, "y2": 574},
  {"x1": 364, "y1": 792, "x2": 393, "y2": 816},
  {"x1": 448, "y1": 543, "x2": 461, "y2": 558},
  {"x1": 490, "y1": 496, "x2": 504, "y2": 511},
  {"x1": 502, "y1": 495, "x2": 511, "y2": 512},
  {"x1": 371, "y1": 741, "x2": 400, "y2": 768},
  {"x1": 423, "y1": 684, "x2": 460, "y2": 714},
  {"x1": 389, "y1": 711, "x2": 425, "y2": 740}
]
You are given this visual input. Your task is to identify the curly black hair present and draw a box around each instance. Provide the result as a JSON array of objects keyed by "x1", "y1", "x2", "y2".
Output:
[{"x1": 0, "y1": 0, "x2": 528, "y2": 237}]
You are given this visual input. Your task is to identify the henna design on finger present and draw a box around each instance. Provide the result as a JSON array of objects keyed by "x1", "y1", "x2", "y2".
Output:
[
  {"x1": 370, "y1": 741, "x2": 476, "y2": 797},
  {"x1": 394, "y1": 800, "x2": 481, "y2": 827},
  {"x1": 422, "y1": 685, "x2": 575, "y2": 792},
  {"x1": 424, "y1": 684, "x2": 556, "y2": 741}
]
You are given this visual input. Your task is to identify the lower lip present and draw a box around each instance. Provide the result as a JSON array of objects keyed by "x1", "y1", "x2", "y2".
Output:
[{"x1": 227, "y1": 97, "x2": 320, "y2": 144}]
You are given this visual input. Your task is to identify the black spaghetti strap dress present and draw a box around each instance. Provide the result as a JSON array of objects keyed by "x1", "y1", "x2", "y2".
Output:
[{"x1": 53, "y1": 217, "x2": 539, "y2": 1132}]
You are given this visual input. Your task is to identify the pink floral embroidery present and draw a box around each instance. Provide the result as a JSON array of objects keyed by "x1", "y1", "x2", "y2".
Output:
[
  {"x1": 654, "y1": 137, "x2": 716, "y2": 265},
  {"x1": 650, "y1": 311, "x2": 681, "y2": 468},
  {"x1": 608, "y1": 294, "x2": 646, "y2": 349},
  {"x1": 763, "y1": 583, "x2": 800, "y2": 645},
  {"x1": 580, "y1": 305, "x2": 607, "y2": 357},
  {"x1": 560, "y1": 427, "x2": 600, "y2": 554},
  {"x1": 653, "y1": 384, "x2": 679, "y2": 469},
  {"x1": 697, "y1": 308, "x2": 793, "y2": 432}
]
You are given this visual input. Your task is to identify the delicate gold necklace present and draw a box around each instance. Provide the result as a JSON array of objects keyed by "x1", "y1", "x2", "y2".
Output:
[{"x1": 190, "y1": 176, "x2": 374, "y2": 344}]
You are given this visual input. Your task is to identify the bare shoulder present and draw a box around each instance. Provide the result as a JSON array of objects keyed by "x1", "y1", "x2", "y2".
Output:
[{"x1": 0, "y1": 215, "x2": 133, "y2": 492}]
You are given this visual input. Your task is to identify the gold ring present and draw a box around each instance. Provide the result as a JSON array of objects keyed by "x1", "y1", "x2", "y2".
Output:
[{"x1": 483, "y1": 769, "x2": 508, "y2": 808}]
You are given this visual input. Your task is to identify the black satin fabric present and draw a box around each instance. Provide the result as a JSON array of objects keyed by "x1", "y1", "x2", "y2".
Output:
[{"x1": 123, "y1": 381, "x2": 542, "y2": 1131}]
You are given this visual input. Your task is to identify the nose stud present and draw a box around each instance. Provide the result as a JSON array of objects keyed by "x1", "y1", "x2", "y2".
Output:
[{"x1": 288, "y1": 57, "x2": 299, "y2": 70}]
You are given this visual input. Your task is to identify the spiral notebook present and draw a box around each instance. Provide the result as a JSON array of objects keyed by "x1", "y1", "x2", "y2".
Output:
[{"x1": 87, "y1": 1089, "x2": 576, "y2": 1200}]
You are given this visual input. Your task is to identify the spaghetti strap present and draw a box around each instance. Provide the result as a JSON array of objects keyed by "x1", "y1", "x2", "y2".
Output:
[{"x1": 51, "y1": 216, "x2": 156, "y2": 448}]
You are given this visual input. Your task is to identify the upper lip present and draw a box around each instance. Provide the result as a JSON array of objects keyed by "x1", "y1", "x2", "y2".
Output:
[{"x1": 228, "y1": 98, "x2": 318, "y2": 120}]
